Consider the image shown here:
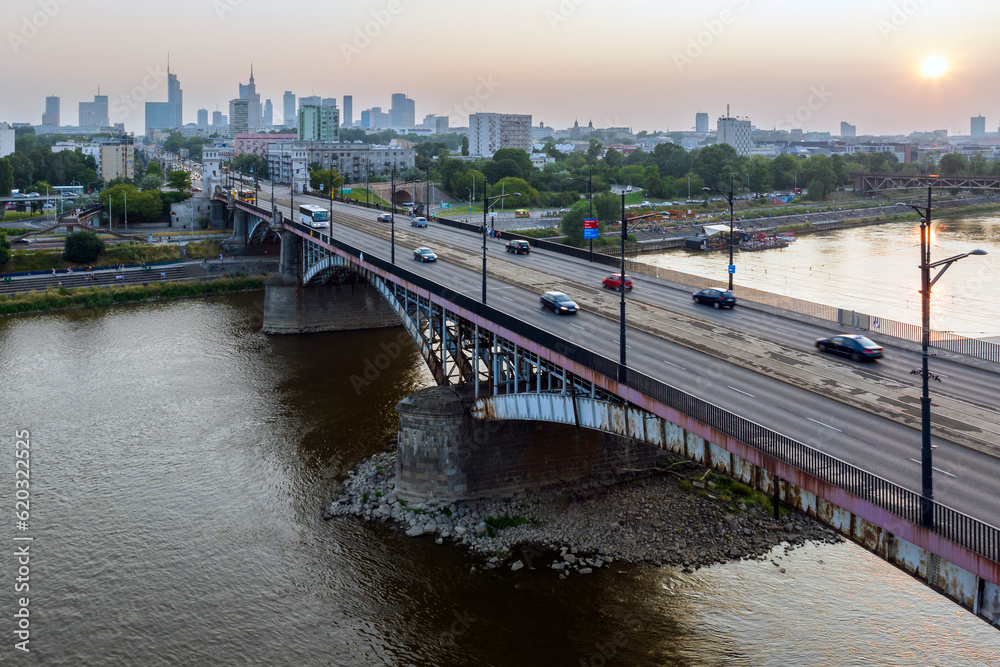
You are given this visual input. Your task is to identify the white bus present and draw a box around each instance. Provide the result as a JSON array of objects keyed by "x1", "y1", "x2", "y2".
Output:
[{"x1": 298, "y1": 205, "x2": 330, "y2": 229}]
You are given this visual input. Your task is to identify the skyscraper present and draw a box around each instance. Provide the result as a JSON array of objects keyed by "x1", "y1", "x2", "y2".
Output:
[
  {"x1": 299, "y1": 95, "x2": 321, "y2": 108},
  {"x1": 322, "y1": 97, "x2": 337, "y2": 108},
  {"x1": 42, "y1": 96, "x2": 60, "y2": 126},
  {"x1": 79, "y1": 101, "x2": 96, "y2": 128},
  {"x1": 197, "y1": 109, "x2": 209, "y2": 129},
  {"x1": 840, "y1": 122, "x2": 857, "y2": 138},
  {"x1": 717, "y1": 113, "x2": 753, "y2": 156},
  {"x1": 238, "y1": 65, "x2": 260, "y2": 130},
  {"x1": 390, "y1": 93, "x2": 415, "y2": 128},
  {"x1": 93, "y1": 92, "x2": 109, "y2": 127},
  {"x1": 695, "y1": 112, "x2": 709, "y2": 133},
  {"x1": 212, "y1": 110, "x2": 224, "y2": 129},
  {"x1": 972, "y1": 115, "x2": 986, "y2": 138},
  {"x1": 342, "y1": 95, "x2": 353, "y2": 128},
  {"x1": 264, "y1": 99, "x2": 273, "y2": 128},
  {"x1": 168, "y1": 66, "x2": 183, "y2": 128},
  {"x1": 283, "y1": 91, "x2": 296, "y2": 128},
  {"x1": 469, "y1": 113, "x2": 532, "y2": 157},
  {"x1": 229, "y1": 99, "x2": 249, "y2": 136}
]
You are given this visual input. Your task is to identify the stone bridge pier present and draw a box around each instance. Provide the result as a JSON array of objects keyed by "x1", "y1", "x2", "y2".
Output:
[
  {"x1": 262, "y1": 227, "x2": 399, "y2": 334},
  {"x1": 394, "y1": 385, "x2": 669, "y2": 502}
]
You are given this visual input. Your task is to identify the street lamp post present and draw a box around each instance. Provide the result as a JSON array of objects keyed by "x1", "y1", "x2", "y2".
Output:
[
  {"x1": 896, "y1": 188, "x2": 987, "y2": 528},
  {"x1": 567, "y1": 165, "x2": 594, "y2": 261},
  {"x1": 619, "y1": 185, "x2": 633, "y2": 381},
  {"x1": 389, "y1": 162, "x2": 397, "y2": 264},
  {"x1": 704, "y1": 173, "x2": 737, "y2": 290},
  {"x1": 481, "y1": 176, "x2": 520, "y2": 304}
]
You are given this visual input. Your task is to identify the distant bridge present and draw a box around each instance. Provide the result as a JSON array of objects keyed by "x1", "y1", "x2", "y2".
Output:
[{"x1": 855, "y1": 173, "x2": 1000, "y2": 193}]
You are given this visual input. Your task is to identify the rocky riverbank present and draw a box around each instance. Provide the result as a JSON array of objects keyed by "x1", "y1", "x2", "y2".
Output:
[{"x1": 326, "y1": 448, "x2": 844, "y2": 577}]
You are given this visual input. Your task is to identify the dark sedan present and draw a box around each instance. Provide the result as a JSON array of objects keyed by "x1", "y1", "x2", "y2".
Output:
[
  {"x1": 693, "y1": 288, "x2": 736, "y2": 309},
  {"x1": 815, "y1": 334, "x2": 884, "y2": 361},
  {"x1": 540, "y1": 291, "x2": 578, "y2": 315},
  {"x1": 413, "y1": 247, "x2": 437, "y2": 262}
]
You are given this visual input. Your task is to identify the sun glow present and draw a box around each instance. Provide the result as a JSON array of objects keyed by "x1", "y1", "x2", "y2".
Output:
[{"x1": 921, "y1": 56, "x2": 948, "y2": 78}]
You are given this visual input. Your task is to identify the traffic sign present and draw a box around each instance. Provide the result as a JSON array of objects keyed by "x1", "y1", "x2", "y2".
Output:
[
  {"x1": 441, "y1": 202, "x2": 450, "y2": 209},
  {"x1": 584, "y1": 218, "x2": 599, "y2": 240},
  {"x1": 342, "y1": 188, "x2": 352, "y2": 194},
  {"x1": 728, "y1": 265, "x2": 736, "y2": 274}
]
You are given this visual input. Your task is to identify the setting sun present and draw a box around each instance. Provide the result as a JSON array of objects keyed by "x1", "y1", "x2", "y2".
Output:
[{"x1": 921, "y1": 56, "x2": 949, "y2": 78}]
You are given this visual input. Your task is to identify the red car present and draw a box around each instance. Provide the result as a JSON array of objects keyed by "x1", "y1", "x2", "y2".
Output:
[{"x1": 602, "y1": 273, "x2": 633, "y2": 291}]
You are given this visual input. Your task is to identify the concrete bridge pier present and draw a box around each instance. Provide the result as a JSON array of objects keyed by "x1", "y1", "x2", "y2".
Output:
[
  {"x1": 394, "y1": 385, "x2": 669, "y2": 502},
  {"x1": 232, "y1": 209, "x2": 248, "y2": 245},
  {"x1": 262, "y1": 228, "x2": 400, "y2": 334}
]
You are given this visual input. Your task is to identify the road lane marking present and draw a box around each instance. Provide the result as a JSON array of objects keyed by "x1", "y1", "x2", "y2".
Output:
[
  {"x1": 568, "y1": 322, "x2": 586, "y2": 331},
  {"x1": 728, "y1": 386, "x2": 756, "y2": 398},
  {"x1": 907, "y1": 459, "x2": 957, "y2": 478},
  {"x1": 775, "y1": 327, "x2": 797, "y2": 334},
  {"x1": 807, "y1": 417, "x2": 842, "y2": 432},
  {"x1": 662, "y1": 360, "x2": 687, "y2": 371}
]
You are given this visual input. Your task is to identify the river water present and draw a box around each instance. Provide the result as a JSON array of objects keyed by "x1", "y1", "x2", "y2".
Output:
[
  {"x1": 641, "y1": 215, "x2": 1000, "y2": 340},
  {"x1": 1, "y1": 294, "x2": 998, "y2": 665}
]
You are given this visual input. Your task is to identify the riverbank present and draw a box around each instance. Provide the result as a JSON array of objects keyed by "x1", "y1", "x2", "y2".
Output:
[
  {"x1": 327, "y1": 449, "x2": 843, "y2": 577},
  {"x1": 0, "y1": 275, "x2": 266, "y2": 316}
]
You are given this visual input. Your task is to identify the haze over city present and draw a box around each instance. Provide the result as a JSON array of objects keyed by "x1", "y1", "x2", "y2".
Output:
[{"x1": 3, "y1": 0, "x2": 998, "y2": 135}]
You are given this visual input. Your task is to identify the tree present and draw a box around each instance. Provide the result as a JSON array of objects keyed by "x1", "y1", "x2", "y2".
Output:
[
  {"x1": 139, "y1": 174, "x2": 162, "y2": 192},
  {"x1": 0, "y1": 157, "x2": 13, "y2": 196},
  {"x1": 803, "y1": 155, "x2": 837, "y2": 201},
  {"x1": 63, "y1": 231, "x2": 105, "y2": 263},
  {"x1": 167, "y1": 170, "x2": 192, "y2": 192},
  {"x1": 586, "y1": 139, "x2": 603, "y2": 163},
  {"x1": 937, "y1": 153, "x2": 967, "y2": 175},
  {"x1": 624, "y1": 148, "x2": 648, "y2": 166},
  {"x1": 747, "y1": 156, "x2": 773, "y2": 194},
  {"x1": 560, "y1": 200, "x2": 590, "y2": 245},
  {"x1": 692, "y1": 144, "x2": 740, "y2": 190},
  {"x1": 493, "y1": 177, "x2": 538, "y2": 208},
  {"x1": 603, "y1": 148, "x2": 624, "y2": 168},
  {"x1": 0, "y1": 233, "x2": 10, "y2": 268},
  {"x1": 145, "y1": 161, "x2": 163, "y2": 179},
  {"x1": 490, "y1": 148, "x2": 533, "y2": 181},
  {"x1": 592, "y1": 191, "x2": 620, "y2": 227},
  {"x1": 651, "y1": 143, "x2": 690, "y2": 178},
  {"x1": 8, "y1": 152, "x2": 33, "y2": 191}
]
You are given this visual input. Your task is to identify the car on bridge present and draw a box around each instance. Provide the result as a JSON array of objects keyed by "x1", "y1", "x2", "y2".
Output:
[
  {"x1": 693, "y1": 288, "x2": 736, "y2": 309},
  {"x1": 377, "y1": 213, "x2": 392, "y2": 222},
  {"x1": 815, "y1": 334, "x2": 884, "y2": 361},
  {"x1": 540, "y1": 291, "x2": 578, "y2": 315},
  {"x1": 413, "y1": 247, "x2": 437, "y2": 262},
  {"x1": 602, "y1": 273, "x2": 633, "y2": 291},
  {"x1": 411, "y1": 216, "x2": 427, "y2": 228},
  {"x1": 505, "y1": 239, "x2": 530, "y2": 254}
]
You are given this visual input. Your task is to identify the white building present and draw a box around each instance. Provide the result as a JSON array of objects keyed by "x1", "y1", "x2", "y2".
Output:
[
  {"x1": 1, "y1": 122, "x2": 17, "y2": 158},
  {"x1": 267, "y1": 141, "x2": 416, "y2": 187},
  {"x1": 469, "y1": 113, "x2": 532, "y2": 157},
  {"x1": 717, "y1": 115, "x2": 753, "y2": 156}
]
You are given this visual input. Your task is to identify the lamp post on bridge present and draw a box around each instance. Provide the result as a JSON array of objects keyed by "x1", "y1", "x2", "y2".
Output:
[
  {"x1": 618, "y1": 184, "x2": 633, "y2": 382},
  {"x1": 388, "y1": 161, "x2": 397, "y2": 264},
  {"x1": 482, "y1": 175, "x2": 519, "y2": 304},
  {"x1": 704, "y1": 173, "x2": 737, "y2": 291},
  {"x1": 895, "y1": 187, "x2": 987, "y2": 528},
  {"x1": 567, "y1": 164, "x2": 594, "y2": 261}
]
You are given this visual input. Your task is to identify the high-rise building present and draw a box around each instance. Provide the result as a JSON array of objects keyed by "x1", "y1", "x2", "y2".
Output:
[
  {"x1": 212, "y1": 110, "x2": 224, "y2": 128},
  {"x1": 342, "y1": 95, "x2": 353, "y2": 128},
  {"x1": 238, "y1": 66, "x2": 260, "y2": 130},
  {"x1": 43, "y1": 96, "x2": 60, "y2": 126},
  {"x1": 717, "y1": 113, "x2": 753, "y2": 156},
  {"x1": 167, "y1": 68, "x2": 183, "y2": 128},
  {"x1": 229, "y1": 99, "x2": 249, "y2": 137},
  {"x1": 283, "y1": 91, "x2": 296, "y2": 128},
  {"x1": 840, "y1": 122, "x2": 857, "y2": 138},
  {"x1": 298, "y1": 104, "x2": 339, "y2": 142},
  {"x1": 322, "y1": 97, "x2": 337, "y2": 108},
  {"x1": 695, "y1": 112, "x2": 709, "y2": 133},
  {"x1": 469, "y1": 112, "x2": 532, "y2": 157},
  {"x1": 197, "y1": 109, "x2": 209, "y2": 129},
  {"x1": 299, "y1": 95, "x2": 321, "y2": 108},
  {"x1": 79, "y1": 101, "x2": 96, "y2": 128},
  {"x1": 93, "y1": 92, "x2": 109, "y2": 127},
  {"x1": 98, "y1": 134, "x2": 134, "y2": 181},
  {"x1": 390, "y1": 93, "x2": 415, "y2": 128},
  {"x1": 145, "y1": 102, "x2": 174, "y2": 133},
  {"x1": 264, "y1": 99, "x2": 273, "y2": 128},
  {"x1": 360, "y1": 107, "x2": 389, "y2": 129},
  {"x1": 972, "y1": 115, "x2": 987, "y2": 138},
  {"x1": 0, "y1": 122, "x2": 15, "y2": 158}
]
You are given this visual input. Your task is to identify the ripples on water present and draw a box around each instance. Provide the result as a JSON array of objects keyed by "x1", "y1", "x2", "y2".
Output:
[{"x1": 0, "y1": 294, "x2": 997, "y2": 665}]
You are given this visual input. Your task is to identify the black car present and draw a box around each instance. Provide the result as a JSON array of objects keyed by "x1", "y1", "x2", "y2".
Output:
[
  {"x1": 815, "y1": 334, "x2": 884, "y2": 361},
  {"x1": 506, "y1": 240, "x2": 531, "y2": 254},
  {"x1": 540, "y1": 291, "x2": 578, "y2": 315},
  {"x1": 693, "y1": 288, "x2": 736, "y2": 309},
  {"x1": 413, "y1": 247, "x2": 437, "y2": 262}
]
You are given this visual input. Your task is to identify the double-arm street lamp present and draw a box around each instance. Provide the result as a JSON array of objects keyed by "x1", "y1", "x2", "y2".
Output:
[
  {"x1": 704, "y1": 173, "x2": 737, "y2": 291},
  {"x1": 482, "y1": 176, "x2": 520, "y2": 304},
  {"x1": 388, "y1": 161, "x2": 397, "y2": 264},
  {"x1": 618, "y1": 185, "x2": 634, "y2": 381},
  {"x1": 567, "y1": 165, "x2": 594, "y2": 261},
  {"x1": 896, "y1": 188, "x2": 987, "y2": 528}
]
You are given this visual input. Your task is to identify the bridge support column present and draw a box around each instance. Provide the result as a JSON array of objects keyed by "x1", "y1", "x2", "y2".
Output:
[
  {"x1": 394, "y1": 386, "x2": 669, "y2": 502},
  {"x1": 232, "y1": 209, "x2": 248, "y2": 245},
  {"x1": 262, "y1": 229, "x2": 399, "y2": 334}
]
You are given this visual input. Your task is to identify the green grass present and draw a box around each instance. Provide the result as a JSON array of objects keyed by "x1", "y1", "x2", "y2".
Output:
[
  {"x1": 0, "y1": 276, "x2": 266, "y2": 316},
  {"x1": 511, "y1": 228, "x2": 561, "y2": 238},
  {"x1": 186, "y1": 239, "x2": 225, "y2": 260},
  {"x1": 2, "y1": 243, "x2": 183, "y2": 272},
  {"x1": 342, "y1": 188, "x2": 389, "y2": 207}
]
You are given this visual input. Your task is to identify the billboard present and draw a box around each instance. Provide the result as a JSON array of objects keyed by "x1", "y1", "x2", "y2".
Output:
[{"x1": 583, "y1": 218, "x2": 599, "y2": 240}]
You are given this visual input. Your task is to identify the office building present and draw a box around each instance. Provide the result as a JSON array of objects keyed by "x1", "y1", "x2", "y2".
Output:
[
  {"x1": 469, "y1": 112, "x2": 532, "y2": 157},
  {"x1": 0, "y1": 122, "x2": 15, "y2": 158},
  {"x1": 390, "y1": 93, "x2": 415, "y2": 128},
  {"x1": 229, "y1": 99, "x2": 249, "y2": 137},
  {"x1": 360, "y1": 107, "x2": 389, "y2": 129},
  {"x1": 264, "y1": 99, "x2": 273, "y2": 128},
  {"x1": 283, "y1": 91, "x2": 296, "y2": 128},
  {"x1": 972, "y1": 115, "x2": 987, "y2": 138},
  {"x1": 167, "y1": 69, "x2": 183, "y2": 128},
  {"x1": 695, "y1": 112, "x2": 709, "y2": 133},
  {"x1": 840, "y1": 122, "x2": 857, "y2": 138},
  {"x1": 145, "y1": 102, "x2": 174, "y2": 133},
  {"x1": 322, "y1": 98, "x2": 337, "y2": 109},
  {"x1": 298, "y1": 104, "x2": 339, "y2": 142},
  {"x1": 43, "y1": 95, "x2": 60, "y2": 126},
  {"x1": 212, "y1": 110, "x2": 224, "y2": 128},
  {"x1": 299, "y1": 95, "x2": 321, "y2": 108},
  {"x1": 79, "y1": 101, "x2": 96, "y2": 128},
  {"x1": 238, "y1": 66, "x2": 260, "y2": 130},
  {"x1": 99, "y1": 134, "x2": 134, "y2": 181},
  {"x1": 234, "y1": 134, "x2": 287, "y2": 158},
  {"x1": 267, "y1": 140, "x2": 415, "y2": 185},
  {"x1": 717, "y1": 113, "x2": 753, "y2": 156},
  {"x1": 342, "y1": 95, "x2": 352, "y2": 128},
  {"x1": 197, "y1": 109, "x2": 209, "y2": 130}
]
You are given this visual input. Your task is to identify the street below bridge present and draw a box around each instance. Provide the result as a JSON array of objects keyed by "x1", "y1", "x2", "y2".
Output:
[{"x1": 255, "y1": 182, "x2": 1000, "y2": 532}]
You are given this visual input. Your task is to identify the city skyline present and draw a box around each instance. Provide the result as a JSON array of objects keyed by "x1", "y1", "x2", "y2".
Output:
[{"x1": 3, "y1": 0, "x2": 998, "y2": 136}]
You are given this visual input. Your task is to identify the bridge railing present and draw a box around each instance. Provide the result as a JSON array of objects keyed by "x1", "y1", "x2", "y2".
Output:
[{"x1": 296, "y1": 221, "x2": 1000, "y2": 564}]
